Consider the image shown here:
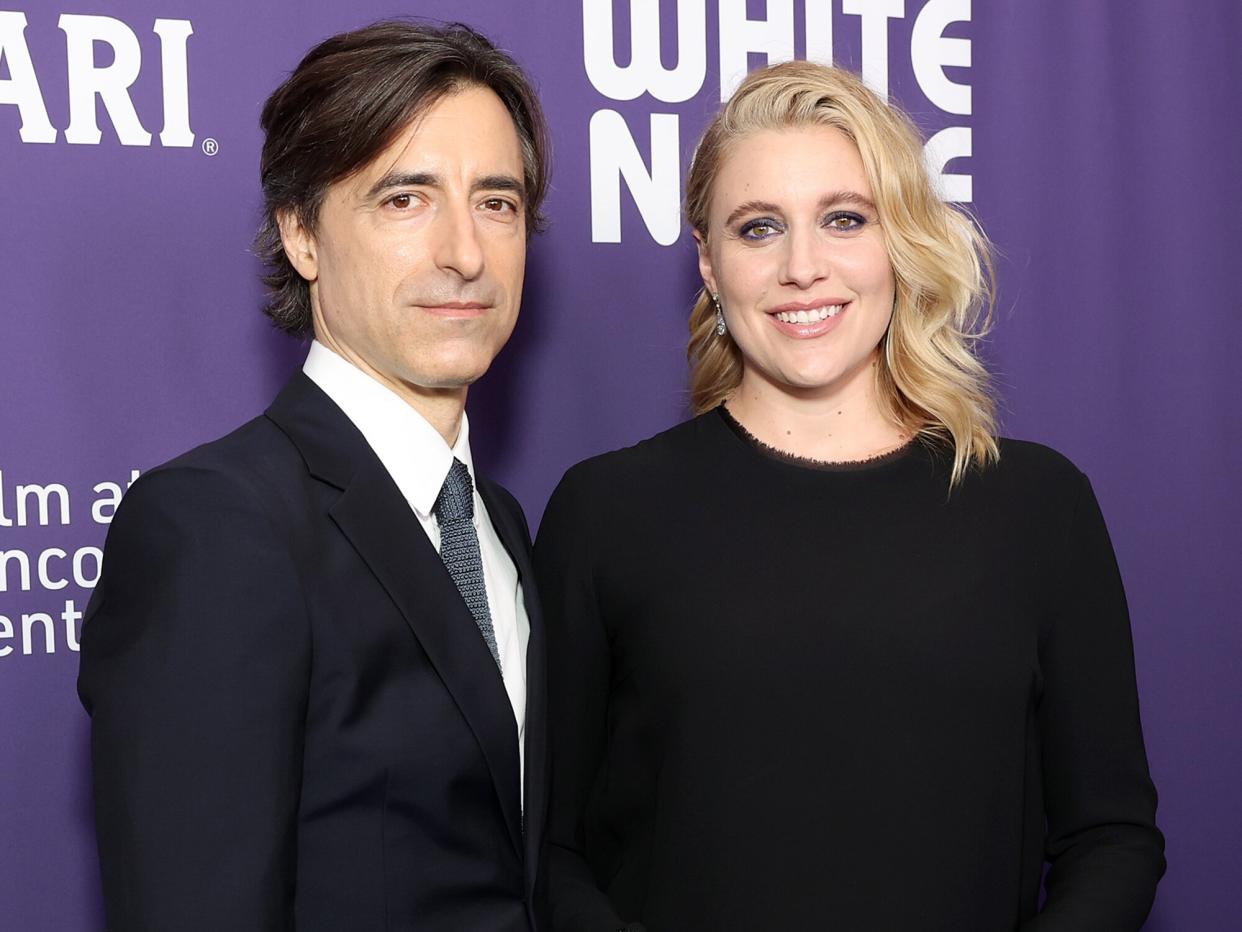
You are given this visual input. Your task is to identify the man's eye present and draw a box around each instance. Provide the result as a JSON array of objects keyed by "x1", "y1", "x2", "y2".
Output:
[
  {"x1": 481, "y1": 197, "x2": 516, "y2": 213},
  {"x1": 825, "y1": 211, "x2": 865, "y2": 231},
  {"x1": 388, "y1": 193, "x2": 414, "y2": 209}
]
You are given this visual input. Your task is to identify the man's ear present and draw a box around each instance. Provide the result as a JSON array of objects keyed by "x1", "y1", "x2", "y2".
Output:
[
  {"x1": 277, "y1": 209, "x2": 318, "y2": 282},
  {"x1": 694, "y1": 230, "x2": 717, "y2": 298}
]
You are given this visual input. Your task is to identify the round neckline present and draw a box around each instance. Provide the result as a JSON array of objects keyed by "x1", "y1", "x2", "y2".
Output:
[{"x1": 715, "y1": 404, "x2": 922, "y2": 474}]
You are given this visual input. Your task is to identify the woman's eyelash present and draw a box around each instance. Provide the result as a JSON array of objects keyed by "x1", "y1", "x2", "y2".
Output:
[
  {"x1": 736, "y1": 211, "x2": 868, "y2": 240},
  {"x1": 738, "y1": 218, "x2": 782, "y2": 239},
  {"x1": 824, "y1": 211, "x2": 866, "y2": 230}
]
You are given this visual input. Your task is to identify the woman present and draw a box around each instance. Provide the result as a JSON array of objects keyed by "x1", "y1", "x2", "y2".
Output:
[{"x1": 535, "y1": 61, "x2": 1163, "y2": 931}]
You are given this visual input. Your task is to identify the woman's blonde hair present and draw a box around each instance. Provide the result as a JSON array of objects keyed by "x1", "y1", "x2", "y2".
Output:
[{"x1": 685, "y1": 61, "x2": 998, "y2": 484}]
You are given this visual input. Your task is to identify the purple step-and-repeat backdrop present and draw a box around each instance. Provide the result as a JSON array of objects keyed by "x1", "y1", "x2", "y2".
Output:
[{"x1": 2, "y1": 1, "x2": 1239, "y2": 928}]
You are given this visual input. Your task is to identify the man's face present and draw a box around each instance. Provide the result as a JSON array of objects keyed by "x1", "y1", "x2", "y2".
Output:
[{"x1": 284, "y1": 85, "x2": 527, "y2": 408}]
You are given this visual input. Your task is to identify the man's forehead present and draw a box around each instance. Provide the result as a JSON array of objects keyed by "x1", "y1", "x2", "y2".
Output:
[{"x1": 357, "y1": 88, "x2": 521, "y2": 181}]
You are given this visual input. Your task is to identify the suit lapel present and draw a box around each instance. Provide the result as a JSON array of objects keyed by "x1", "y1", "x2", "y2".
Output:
[
  {"x1": 266, "y1": 374, "x2": 524, "y2": 858},
  {"x1": 479, "y1": 480, "x2": 549, "y2": 896}
]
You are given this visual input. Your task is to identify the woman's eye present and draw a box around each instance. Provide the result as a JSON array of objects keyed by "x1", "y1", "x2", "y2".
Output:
[
  {"x1": 739, "y1": 219, "x2": 780, "y2": 240},
  {"x1": 825, "y1": 211, "x2": 865, "y2": 231}
]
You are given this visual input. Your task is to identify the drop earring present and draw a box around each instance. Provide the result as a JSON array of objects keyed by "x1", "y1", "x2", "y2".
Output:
[{"x1": 712, "y1": 293, "x2": 727, "y2": 336}]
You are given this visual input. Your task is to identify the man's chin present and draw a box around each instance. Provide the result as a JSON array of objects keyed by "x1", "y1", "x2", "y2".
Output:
[{"x1": 406, "y1": 367, "x2": 491, "y2": 393}]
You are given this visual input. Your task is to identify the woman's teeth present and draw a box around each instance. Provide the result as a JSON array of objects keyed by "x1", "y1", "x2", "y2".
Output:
[{"x1": 774, "y1": 305, "x2": 843, "y2": 324}]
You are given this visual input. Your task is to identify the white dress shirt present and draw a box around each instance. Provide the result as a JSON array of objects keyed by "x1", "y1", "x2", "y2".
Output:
[{"x1": 303, "y1": 341, "x2": 528, "y2": 789}]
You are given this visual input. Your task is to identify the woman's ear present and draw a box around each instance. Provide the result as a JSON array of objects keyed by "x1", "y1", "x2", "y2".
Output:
[
  {"x1": 277, "y1": 209, "x2": 319, "y2": 283},
  {"x1": 694, "y1": 230, "x2": 717, "y2": 298}
]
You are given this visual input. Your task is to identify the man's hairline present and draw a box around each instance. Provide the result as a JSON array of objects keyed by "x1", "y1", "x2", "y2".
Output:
[{"x1": 282, "y1": 79, "x2": 531, "y2": 234}]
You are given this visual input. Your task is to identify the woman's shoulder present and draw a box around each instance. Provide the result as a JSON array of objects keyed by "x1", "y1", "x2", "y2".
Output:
[
  {"x1": 558, "y1": 412, "x2": 719, "y2": 490},
  {"x1": 973, "y1": 436, "x2": 1093, "y2": 509},
  {"x1": 994, "y1": 437, "x2": 1087, "y2": 480},
  {"x1": 538, "y1": 415, "x2": 717, "y2": 542},
  {"x1": 995, "y1": 436, "x2": 1084, "y2": 476}
]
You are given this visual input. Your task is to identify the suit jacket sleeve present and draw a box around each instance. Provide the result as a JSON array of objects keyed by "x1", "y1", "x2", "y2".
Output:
[
  {"x1": 1023, "y1": 472, "x2": 1165, "y2": 930},
  {"x1": 534, "y1": 466, "x2": 642, "y2": 932},
  {"x1": 78, "y1": 465, "x2": 310, "y2": 932}
]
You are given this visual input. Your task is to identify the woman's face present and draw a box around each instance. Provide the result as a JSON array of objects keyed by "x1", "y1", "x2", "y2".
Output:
[{"x1": 697, "y1": 124, "x2": 896, "y2": 405}]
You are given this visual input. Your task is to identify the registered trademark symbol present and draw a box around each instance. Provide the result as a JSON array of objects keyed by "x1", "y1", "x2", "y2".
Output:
[{"x1": 202, "y1": 137, "x2": 219, "y2": 156}]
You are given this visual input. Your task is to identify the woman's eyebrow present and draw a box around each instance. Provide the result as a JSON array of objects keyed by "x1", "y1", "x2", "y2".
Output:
[
  {"x1": 723, "y1": 200, "x2": 781, "y2": 227},
  {"x1": 819, "y1": 190, "x2": 877, "y2": 212},
  {"x1": 723, "y1": 191, "x2": 877, "y2": 227}
]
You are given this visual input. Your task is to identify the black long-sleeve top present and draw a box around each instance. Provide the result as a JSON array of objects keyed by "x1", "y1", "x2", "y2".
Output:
[{"x1": 534, "y1": 408, "x2": 1163, "y2": 932}]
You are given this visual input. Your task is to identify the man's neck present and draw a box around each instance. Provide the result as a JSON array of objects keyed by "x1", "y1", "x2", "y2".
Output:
[
  {"x1": 311, "y1": 336, "x2": 467, "y2": 446},
  {"x1": 404, "y1": 390, "x2": 466, "y2": 447}
]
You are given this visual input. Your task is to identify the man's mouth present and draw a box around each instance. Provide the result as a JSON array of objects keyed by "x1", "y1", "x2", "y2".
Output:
[{"x1": 416, "y1": 301, "x2": 492, "y2": 318}]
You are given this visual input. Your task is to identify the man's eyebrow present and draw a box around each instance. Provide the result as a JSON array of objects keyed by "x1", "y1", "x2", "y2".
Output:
[
  {"x1": 363, "y1": 172, "x2": 526, "y2": 201},
  {"x1": 365, "y1": 171, "x2": 439, "y2": 199},
  {"x1": 472, "y1": 174, "x2": 525, "y2": 200}
]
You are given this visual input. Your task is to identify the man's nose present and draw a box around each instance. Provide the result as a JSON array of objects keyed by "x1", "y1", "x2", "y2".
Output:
[{"x1": 432, "y1": 201, "x2": 485, "y2": 280}]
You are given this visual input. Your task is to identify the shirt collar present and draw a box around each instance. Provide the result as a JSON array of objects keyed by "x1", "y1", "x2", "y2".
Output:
[{"x1": 302, "y1": 340, "x2": 475, "y2": 518}]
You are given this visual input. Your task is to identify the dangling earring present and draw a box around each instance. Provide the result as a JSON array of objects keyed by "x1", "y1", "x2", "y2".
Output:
[{"x1": 712, "y1": 293, "x2": 727, "y2": 336}]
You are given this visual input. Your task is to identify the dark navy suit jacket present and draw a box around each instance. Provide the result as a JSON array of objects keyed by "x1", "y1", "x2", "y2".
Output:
[{"x1": 79, "y1": 372, "x2": 548, "y2": 931}]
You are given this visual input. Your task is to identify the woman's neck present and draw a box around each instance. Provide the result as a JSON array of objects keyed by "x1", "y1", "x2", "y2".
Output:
[{"x1": 725, "y1": 358, "x2": 910, "y2": 463}]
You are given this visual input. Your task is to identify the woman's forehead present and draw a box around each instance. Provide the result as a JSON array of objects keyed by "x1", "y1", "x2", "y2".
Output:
[{"x1": 710, "y1": 125, "x2": 872, "y2": 210}]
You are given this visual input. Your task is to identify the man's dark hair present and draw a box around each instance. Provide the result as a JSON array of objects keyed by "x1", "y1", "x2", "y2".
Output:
[{"x1": 254, "y1": 20, "x2": 551, "y2": 335}]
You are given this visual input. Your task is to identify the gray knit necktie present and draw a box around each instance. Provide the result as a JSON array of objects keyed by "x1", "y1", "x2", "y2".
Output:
[{"x1": 433, "y1": 458, "x2": 500, "y2": 667}]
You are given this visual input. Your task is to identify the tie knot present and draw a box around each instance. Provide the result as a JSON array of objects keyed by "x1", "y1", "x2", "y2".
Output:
[{"x1": 434, "y1": 458, "x2": 474, "y2": 525}]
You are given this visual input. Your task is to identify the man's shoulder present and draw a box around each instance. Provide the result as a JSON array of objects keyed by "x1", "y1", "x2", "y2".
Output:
[
  {"x1": 120, "y1": 412, "x2": 309, "y2": 527},
  {"x1": 151, "y1": 412, "x2": 299, "y2": 484}
]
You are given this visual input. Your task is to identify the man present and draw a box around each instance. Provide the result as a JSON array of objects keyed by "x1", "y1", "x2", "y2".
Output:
[{"x1": 78, "y1": 21, "x2": 550, "y2": 931}]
